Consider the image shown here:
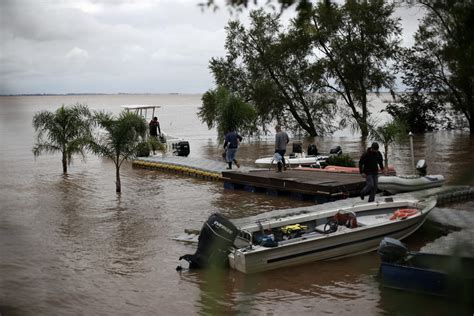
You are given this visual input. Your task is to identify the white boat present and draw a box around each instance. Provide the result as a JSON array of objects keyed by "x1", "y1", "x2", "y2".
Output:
[
  {"x1": 255, "y1": 153, "x2": 330, "y2": 167},
  {"x1": 228, "y1": 198, "x2": 436, "y2": 273},
  {"x1": 178, "y1": 198, "x2": 437, "y2": 274},
  {"x1": 122, "y1": 105, "x2": 190, "y2": 156},
  {"x1": 255, "y1": 145, "x2": 341, "y2": 167},
  {"x1": 378, "y1": 175, "x2": 445, "y2": 194}
]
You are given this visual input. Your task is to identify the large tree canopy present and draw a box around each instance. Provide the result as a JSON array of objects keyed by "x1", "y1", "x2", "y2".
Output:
[
  {"x1": 206, "y1": 1, "x2": 401, "y2": 138},
  {"x1": 209, "y1": 9, "x2": 337, "y2": 136},
  {"x1": 296, "y1": 0, "x2": 401, "y2": 138},
  {"x1": 395, "y1": 1, "x2": 474, "y2": 134}
]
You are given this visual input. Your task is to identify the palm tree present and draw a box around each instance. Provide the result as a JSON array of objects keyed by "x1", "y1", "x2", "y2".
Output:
[
  {"x1": 32, "y1": 104, "x2": 92, "y2": 173},
  {"x1": 369, "y1": 119, "x2": 407, "y2": 169},
  {"x1": 89, "y1": 111, "x2": 147, "y2": 193}
]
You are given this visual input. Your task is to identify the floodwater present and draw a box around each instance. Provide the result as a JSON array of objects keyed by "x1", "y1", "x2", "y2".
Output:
[{"x1": 0, "y1": 94, "x2": 473, "y2": 315}]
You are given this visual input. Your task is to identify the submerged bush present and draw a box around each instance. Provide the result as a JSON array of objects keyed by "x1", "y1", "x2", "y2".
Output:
[
  {"x1": 326, "y1": 154, "x2": 356, "y2": 167},
  {"x1": 136, "y1": 141, "x2": 150, "y2": 157}
]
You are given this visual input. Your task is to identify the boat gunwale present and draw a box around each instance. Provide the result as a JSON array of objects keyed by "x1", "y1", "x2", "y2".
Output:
[
  {"x1": 237, "y1": 211, "x2": 431, "y2": 255},
  {"x1": 237, "y1": 199, "x2": 430, "y2": 233},
  {"x1": 230, "y1": 199, "x2": 436, "y2": 265}
]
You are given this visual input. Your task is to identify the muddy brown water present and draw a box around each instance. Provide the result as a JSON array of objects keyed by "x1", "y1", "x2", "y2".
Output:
[{"x1": 1, "y1": 95, "x2": 473, "y2": 315}]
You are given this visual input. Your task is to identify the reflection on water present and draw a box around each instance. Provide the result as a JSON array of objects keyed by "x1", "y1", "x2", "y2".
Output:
[
  {"x1": 1, "y1": 95, "x2": 473, "y2": 315},
  {"x1": 181, "y1": 255, "x2": 384, "y2": 315}
]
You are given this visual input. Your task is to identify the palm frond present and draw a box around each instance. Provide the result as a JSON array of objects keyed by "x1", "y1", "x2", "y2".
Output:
[{"x1": 32, "y1": 143, "x2": 61, "y2": 157}]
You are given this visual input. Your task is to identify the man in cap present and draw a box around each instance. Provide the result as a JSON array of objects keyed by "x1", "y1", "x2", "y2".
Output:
[{"x1": 359, "y1": 142, "x2": 384, "y2": 202}]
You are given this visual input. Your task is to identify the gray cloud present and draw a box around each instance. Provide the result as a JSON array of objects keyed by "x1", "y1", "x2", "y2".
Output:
[{"x1": 0, "y1": 0, "x2": 424, "y2": 95}]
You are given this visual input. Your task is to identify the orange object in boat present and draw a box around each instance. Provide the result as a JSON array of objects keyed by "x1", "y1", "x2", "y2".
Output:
[
  {"x1": 390, "y1": 208, "x2": 419, "y2": 220},
  {"x1": 296, "y1": 165, "x2": 397, "y2": 175}
]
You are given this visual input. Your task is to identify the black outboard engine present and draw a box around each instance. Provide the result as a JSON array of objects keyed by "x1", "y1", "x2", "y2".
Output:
[
  {"x1": 307, "y1": 144, "x2": 319, "y2": 156},
  {"x1": 179, "y1": 213, "x2": 239, "y2": 269},
  {"x1": 416, "y1": 159, "x2": 427, "y2": 176},
  {"x1": 378, "y1": 237, "x2": 408, "y2": 263},
  {"x1": 292, "y1": 142, "x2": 303, "y2": 154},
  {"x1": 329, "y1": 145, "x2": 342, "y2": 156},
  {"x1": 174, "y1": 141, "x2": 190, "y2": 157}
]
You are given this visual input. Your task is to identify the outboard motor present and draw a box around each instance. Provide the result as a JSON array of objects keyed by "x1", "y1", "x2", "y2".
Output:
[
  {"x1": 416, "y1": 159, "x2": 427, "y2": 176},
  {"x1": 159, "y1": 134, "x2": 167, "y2": 144},
  {"x1": 307, "y1": 144, "x2": 319, "y2": 156},
  {"x1": 175, "y1": 141, "x2": 190, "y2": 157},
  {"x1": 178, "y1": 213, "x2": 239, "y2": 269},
  {"x1": 292, "y1": 142, "x2": 303, "y2": 154},
  {"x1": 378, "y1": 237, "x2": 408, "y2": 263},
  {"x1": 329, "y1": 145, "x2": 342, "y2": 156}
]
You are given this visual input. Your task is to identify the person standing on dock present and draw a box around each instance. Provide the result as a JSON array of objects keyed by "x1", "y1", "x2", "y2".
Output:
[
  {"x1": 224, "y1": 129, "x2": 243, "y2": 170},
  {"x1": 359, "y1": 142, "x2": 384, "y2": 202},
  {"x1": 149, "y1": 116, "x2": 161, "y2": 138},
  {"x1": 275, "y1": 125, "x2": 290, "y2": 172}
]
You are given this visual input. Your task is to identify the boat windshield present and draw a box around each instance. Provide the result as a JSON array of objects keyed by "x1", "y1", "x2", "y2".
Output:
[{"x1": 121, "y1": 105, "x2": 161, "y2": 120}]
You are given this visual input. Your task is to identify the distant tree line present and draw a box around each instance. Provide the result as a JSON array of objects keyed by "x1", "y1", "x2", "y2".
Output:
[{"x1": 199, "y1": 0, "x2": 474, "y2": 137}]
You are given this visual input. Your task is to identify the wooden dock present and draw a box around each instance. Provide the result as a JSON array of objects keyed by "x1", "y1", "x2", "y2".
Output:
[
  {"x1": 222, "y1": 169, "x2": 365, "y2": 203},
  {"x1": 133, "y1": 156, "x2": 365, "y2": 202}
]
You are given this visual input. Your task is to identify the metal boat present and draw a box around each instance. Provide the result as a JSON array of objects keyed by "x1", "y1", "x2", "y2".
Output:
[
  {"x1": 178, "y1": 198, "x2": 437, "y2": 274},
  {"x1": 228, "y1": 198, "x2": 436, "y2": 273},
  {"x1": 122, "y1": 105, "x2": 190, "y2": 156},
  {"x1": 378, "y1": 237, "x2": 474, "y2": 301}
]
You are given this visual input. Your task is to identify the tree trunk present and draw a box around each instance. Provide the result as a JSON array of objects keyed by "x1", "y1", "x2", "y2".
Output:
[
  {"x1": 115, "y1": 164, "x2": 121, "y2": 193},
  {"x1": 384, "y1": 143, "x2": 389, "y2": 171},
  {"x1": 469, "y1": 114, "x2": 473, "y2": 135},
  {"x1": 62, "y1": 152, "x2": 67, "y2": 174},
  {"x1": 360, "y1": 124, "x2": 369, "y2": 139}
]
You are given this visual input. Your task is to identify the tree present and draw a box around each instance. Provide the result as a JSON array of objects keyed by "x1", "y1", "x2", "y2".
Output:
[
  {"x1": 32, "y1": 104, "x2": 92, "y2": 174},
  {"x1": 209, "y1": 9, "x2": 337, "y2": 136},
  {"x1": 369, "y1": 119, "x2": 406, "y2": 169},
  {"x1": 89, "y1": 111, "x2": 147, "y2": 193},
  {"x1": 198, "y1": 87, "x2": 257, "y2": 141},
  {"x1": 200, "y1": 0, "x2": 308, "y2": 12},
  {"x1": 385, "y1": 89, "x2": 452, "y2": 133},
  {"x1": 297, "y1": 0, "x2": 401, "y2": 139},
  {"x1": 398, "y1": 1, "x2": 474, "y2": 134}
]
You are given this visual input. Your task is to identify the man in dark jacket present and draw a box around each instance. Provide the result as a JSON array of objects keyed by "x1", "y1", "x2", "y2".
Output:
[
  {"x1": 224, "y1": 129, "x2": 243, "y2": 169},
  {"x1": 359, "y1": 142, "x2": 384, "y2": 202},
  {"x1": 149, "y1": 117, "x2": 161, "y2": 137}
]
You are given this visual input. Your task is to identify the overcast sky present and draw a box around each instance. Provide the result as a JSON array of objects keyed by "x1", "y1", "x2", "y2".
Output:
[{"x1": 0, "y1": 0, "x2": 425, "y2": 95}]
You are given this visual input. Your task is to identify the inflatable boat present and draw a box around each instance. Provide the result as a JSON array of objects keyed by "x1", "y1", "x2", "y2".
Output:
[
  {"x1": 378, "y1": 174, "x2": 445, "y2": 194},
  {"x1": 378, "y1": 159, "x2": 444, "y2": 194}
]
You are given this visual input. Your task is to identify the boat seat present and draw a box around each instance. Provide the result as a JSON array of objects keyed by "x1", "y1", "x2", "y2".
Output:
[
  {"x1": 357, "y1": 215, "x2": 389, "y2": 227},
  {"x1": 314, "y1": 223, "x2": 351, "y2": 233},
  {"x1": 315, "y1": 224, "x2": 328, "y2": 234}
]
